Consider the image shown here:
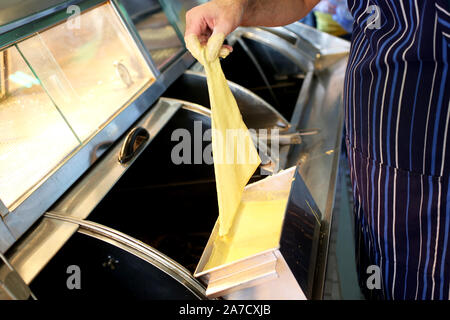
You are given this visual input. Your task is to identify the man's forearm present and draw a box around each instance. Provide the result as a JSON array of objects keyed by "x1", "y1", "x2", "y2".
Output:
[{"x1": 241, "y1": 0, "x2": 319, "y2": 27}]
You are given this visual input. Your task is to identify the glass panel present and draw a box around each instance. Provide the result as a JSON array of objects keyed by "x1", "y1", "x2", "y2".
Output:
[
  {"x1": 119, "y1": 0, "x2": 184, "y2": 69},
  {"x1": 0, "y1": 46, "x2": 80, "y2": 208},
  {"x1": 159, "y1": 0, "x2": 207, "y2": 36},
  {"x1": 17, "y1": 2, "x2": 155, "y2": 142}
]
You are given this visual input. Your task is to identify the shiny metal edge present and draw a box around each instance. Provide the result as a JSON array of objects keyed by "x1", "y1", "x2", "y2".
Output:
[
  {"x1": 194, "y1": 168, "x2": 297, "y2": 278},
  {"x1": 0, "y1": 0, "x2": 84, "y2": 35},
  {"x1": 5, "y1": 218, "x2": 78, "y2": 284},
  {"x1": 289, "y1": 70, "x2": 314, "y2": 131},
  {"x1": 0, "y1": 250, "x2": 35, "y2": 300},
  {"x1": 45, "y1": 212, "x2": 207, "y2": 299},
  {"x1": 110, "y1": 0, "x2": 160, "y2": 77}
]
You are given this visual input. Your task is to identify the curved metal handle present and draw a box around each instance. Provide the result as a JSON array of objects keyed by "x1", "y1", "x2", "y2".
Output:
[{"x1": 118, "y1": 127, "x2": 150, "y2": 164}]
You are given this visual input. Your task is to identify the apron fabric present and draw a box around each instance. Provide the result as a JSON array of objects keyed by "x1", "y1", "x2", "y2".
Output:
[{"x1": 344, "y1": 0, "x2": 450, "y2": 299}]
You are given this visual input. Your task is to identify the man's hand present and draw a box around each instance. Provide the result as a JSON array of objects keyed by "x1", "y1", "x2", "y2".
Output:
[
  {"x1": 185, "y1": 0, "x2": 246, "y2": 62},
  {"x1": 184, "y1": 0, "x2": 319, "y2": 62}
]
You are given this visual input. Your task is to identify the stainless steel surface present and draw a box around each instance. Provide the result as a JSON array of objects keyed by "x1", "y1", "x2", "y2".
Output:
[
  {"x1": 4, "y1": 218, "x2": 78, "y2": 285},
  {"x1": 0, "y1": 251, "x2": 34, "y2": 300},
  {"x1": 283, "y1": 22, "x2": 351, "y2": 71},
  {"x1": 292, "y1": 60, "x2": 347, "y2": 299},
  {"x1": 231, "y1": 25, "x2": 349, "y2": 299},
  {"x1": 224, "y1": 251, "x2": 306, "y2": 300},
  {"x1": 48, "y1": 96, "x2": 278, "y2": 221},
  {"x1": 229, "y1": 27, "x2": 314, "y2": 73}
]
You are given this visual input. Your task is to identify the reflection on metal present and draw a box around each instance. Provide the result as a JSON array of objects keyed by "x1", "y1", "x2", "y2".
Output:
[
  {"x1": 0, "y1": 251, "x2": 35, "y2": 300},
  {"x1": 118, "y1": 127, "x2": 150, "y2": 164},
  {"x1": 0, "y1": 200, "x2": 9, "y2": 218},
  {"x1": 5, "y1": 218, "x2": 78, "y2": 285},
  {"x1": 290, "y1": 70, "x2": 314, "y2": 130}
]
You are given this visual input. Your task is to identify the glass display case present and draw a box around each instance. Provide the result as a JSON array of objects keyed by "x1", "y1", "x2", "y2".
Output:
[
  {"x1": 0, "y1": 1, "x2": 155, "y2": 210},
  {"x1": 0, "y1": 46, "x2": 80, "y2": 208}
]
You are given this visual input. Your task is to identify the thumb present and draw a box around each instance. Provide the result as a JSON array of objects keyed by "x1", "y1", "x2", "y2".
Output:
[{"x1": 206, "y1": 33, "x2": 228, "y2": 62}]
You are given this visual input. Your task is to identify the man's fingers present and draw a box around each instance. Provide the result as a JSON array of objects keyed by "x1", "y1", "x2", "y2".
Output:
[
  {"x1": 206, "y1": 33, "x2": 226, "y2": 62},
  {"x1": 186, "y1": 33, "x2": 233, "y2": 64}
]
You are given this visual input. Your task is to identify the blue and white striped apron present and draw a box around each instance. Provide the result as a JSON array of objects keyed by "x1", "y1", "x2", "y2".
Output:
[{"x1": 344, "y1": 0, "x2": 450, "y2": 299}]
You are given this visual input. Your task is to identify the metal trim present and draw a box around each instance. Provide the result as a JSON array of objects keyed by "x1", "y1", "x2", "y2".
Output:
[
  {"x1": 0, "y1": 200, "x2": 8, "y2": 218},
  {"x1": 110, "y1": 0, "x2": 161, "y2": 77},
  {"x1": 0, "y1": 0, "x2": 106, "y2": 48}
]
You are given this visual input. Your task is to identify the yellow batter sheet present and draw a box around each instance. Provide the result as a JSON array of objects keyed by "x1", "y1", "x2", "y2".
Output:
[
  {"x1": 186, "y1": 34, "x2": 261, "y2": 236},
  {"x1": 186, "y1": 35, "x2": 288, "y2": 270},
  {"x1": 204, "y1": 196, "x2": 288, "y2": 270}
]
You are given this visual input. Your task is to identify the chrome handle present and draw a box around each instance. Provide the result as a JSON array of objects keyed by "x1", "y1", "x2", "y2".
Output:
[{"x1": 118, "y1": 127, "x2": 150, "y2": 164}]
